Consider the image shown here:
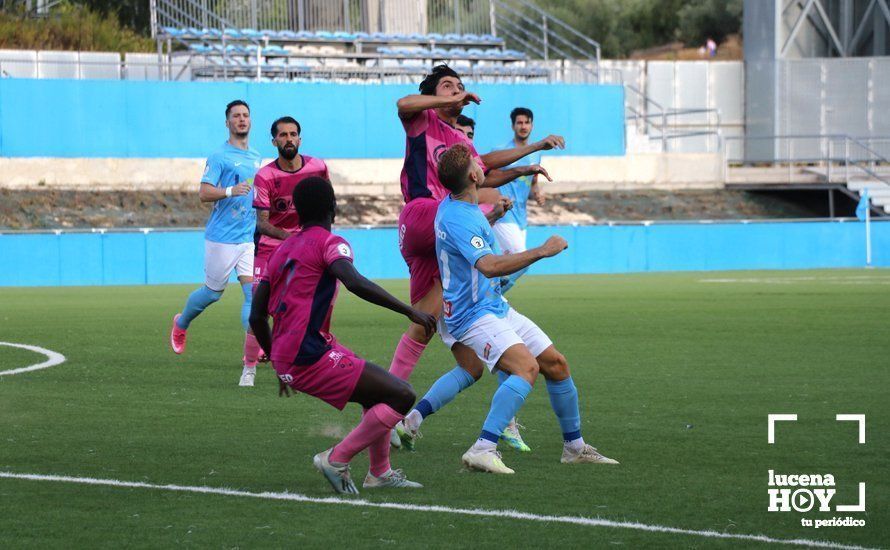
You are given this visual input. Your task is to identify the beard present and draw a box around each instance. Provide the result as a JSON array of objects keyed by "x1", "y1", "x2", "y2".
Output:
[{"x1": 278, "y1": 145, "x2": 298, "y2": 160}]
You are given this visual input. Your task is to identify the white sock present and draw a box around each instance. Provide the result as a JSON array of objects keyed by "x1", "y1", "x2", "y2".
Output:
[
  {"x1": 564, "y1": 437, "x2": 585, "y2": 452},
  {"x1": 405, "y1": 409, "x2": 422, "y2": 432},
  {"x1": 472, "y1": 438, "x2": 498, "y2": 452}
]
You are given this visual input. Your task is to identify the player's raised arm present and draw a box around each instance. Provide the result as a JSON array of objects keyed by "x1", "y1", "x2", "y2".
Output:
[
  {"x1": 396, "y1": 91, "x2": 480, "y2": 120},
  {"x1": 328, "y1": 259, "x2": 436, "y2": 336},
  {"x1": 480, "y1": 134, "x2": 565, "y2": 170},
  {"x1": 474, "y1": 235, "x2": 568, "y2": 279},
  {"x1": 483, "y1": 164, "x2": 552, "y2": 188}
]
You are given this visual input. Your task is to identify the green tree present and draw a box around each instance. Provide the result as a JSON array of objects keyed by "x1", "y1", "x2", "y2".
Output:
[{"x1": 676, "y1": 0, "x2": 742, "y2": 45}]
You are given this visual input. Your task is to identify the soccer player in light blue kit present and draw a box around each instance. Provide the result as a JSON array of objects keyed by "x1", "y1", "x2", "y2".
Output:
[
  {"x1": 433, "y1": 143, "x2": 618, "y2": 473},
  {"x1": 170, "y1": 99, "x2": 263, "y2": 387},
  {"x1": 491, "y1": 107, "x2": 547, "y2": 294}
]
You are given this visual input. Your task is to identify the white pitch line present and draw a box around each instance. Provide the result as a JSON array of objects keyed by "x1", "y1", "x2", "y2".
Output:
[
  {"x1": 0, "y1": 471, "x2": 873, "y2": 550},
  {"x1": 0, "y1": 342, "x2": 66, "y2": 377}
]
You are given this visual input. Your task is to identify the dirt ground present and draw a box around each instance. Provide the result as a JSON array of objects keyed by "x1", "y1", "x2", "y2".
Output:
[{"x1": 0, "y1": 188, "x2": 815, "y2": 230}]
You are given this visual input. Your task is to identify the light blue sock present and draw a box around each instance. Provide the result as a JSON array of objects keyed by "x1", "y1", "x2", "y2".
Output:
[
  {"x1": 496, "y1": 369, "x2": 510, "y2": 386},
  {"x1": 415, "y1": 366, "x2": 476, "y2": 418},
  {"x1": 500, "y1": 266, "x2": 529, "y2": 294},
  {"x1": 546, "y1": 377, "x2": 582, "y2": 442},
  {"x1": 241, "y1": 282, "x2": 252, "y2": 331},
  {"x1": 177, "y1": 285, "x2": 223, "y2": 329},
  {"x1": 480, "y1": 375, "x2": 533, "y2": 443}
]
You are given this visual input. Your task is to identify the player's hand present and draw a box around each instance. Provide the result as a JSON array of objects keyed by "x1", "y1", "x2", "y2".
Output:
[
  {"x1": 540, "y1": 235, "x2": 568, "y2": 258},
  {"x1": 535, "y1": 135, "x2": 566, "y2": 151},
  {"x1": 532, "y1": 186, "x2": 546, "y2": 206},
  {"x1": 525, "y1": 165, "x2": 553, "y2": 183},
  {"x1": 451, "y1": 91, "x2": 481, "y2": 107},
  {"x1": 231, "y1": 181, "x2": 252, "y2": 196},
  {"x1": 408, "y1": 309, "x2": 437, "y2": 337}
]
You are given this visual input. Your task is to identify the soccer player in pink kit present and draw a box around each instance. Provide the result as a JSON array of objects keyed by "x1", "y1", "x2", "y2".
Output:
[
  {"x1": 243, "y1": 116, "x2": 329, "y2": 385},
  {"x1": 250, "y1": 177, "x2": 436, "y2": 494},
  {"x1": 389, "y1": 65, "x2": 565, "y2": 448}
]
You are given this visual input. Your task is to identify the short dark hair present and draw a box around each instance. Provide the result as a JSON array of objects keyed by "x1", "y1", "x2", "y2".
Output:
[
  {"x1": 456, "y1": 114, "x2": 475, "y2": 129},
  {"x1": 437, "y1": 143, "x2": 473, "y2": 194},
  {"x1": 510, "y1": 107, "x2": 533, "y2": 124},
  {"x1": 271, "y1": 116, "x2": 301, "y2": 137},
  {"x1": 293, "y1": 177, "x2": 336, "y2": 225},
  {"x1": 419, "y1": 64, "x2": 461, "y2": 95},
  {"x1": 226, "y1": 99, "x2": 249, "y2": 118}
]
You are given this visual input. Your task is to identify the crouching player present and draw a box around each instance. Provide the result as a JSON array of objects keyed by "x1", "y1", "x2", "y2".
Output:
[
  {"x1": 250, "y1": 177, "x2": 436, "y2": 493},
  {"x1": 434, "y1": 144, "x2": 619, "y2": 473}
]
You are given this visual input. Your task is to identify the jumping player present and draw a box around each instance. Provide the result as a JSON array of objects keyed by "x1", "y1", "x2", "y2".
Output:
[
  {"x1": 250, "y1": 177, "x2": 436, "y2": 494},
  {"x1": 170, "y1": 100, "x2": 262, "y2": 387},
  {"x1": 244, "y1": 116, "x2": 329, "y2": 386},
  {"x1": 434, "y1": 144, "x2": 619, "y2": 473}
]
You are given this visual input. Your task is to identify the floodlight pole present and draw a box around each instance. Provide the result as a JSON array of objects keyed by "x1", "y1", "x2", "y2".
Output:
[{"x1": 866, "y1": 199, "x2": 872, "y2": 267}]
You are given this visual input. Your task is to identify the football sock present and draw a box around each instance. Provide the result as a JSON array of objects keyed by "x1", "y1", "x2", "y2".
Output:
[
  {"x1": 330, "y1": 403, "x2": 403, "y2": 465},
  {"x1": 496, "y1": 369, "x2": 510, "y2": 386},
  {"x1": 389, "y1": 333, "x2": 426, "y2": 380},
  {"x1": 240, "y1": 282, "x2": 252, "y2": 331},
  {"x1": 365, "y1": 409, "x2": 392, "y2": 477},
  {"x1": 243, "y1": 332, "x2": 260, "y2": 368},
  {"x1": 177, "y1": 286, "x2": 223, "y2": 329},
  {"x1": 414, "y1": 366, "x2": 476, "y2": 420},
  {"x1": 546, "y1": 377, "x2": 583, "y2": 443},
  {"x1": 479, "y1": 375, "x2": 532, "y2": 445}
]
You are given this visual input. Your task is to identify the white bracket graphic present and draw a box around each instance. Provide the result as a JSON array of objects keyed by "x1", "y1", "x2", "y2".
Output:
[
  {"x1": 836, "y1": 482, "x2": 866, "y2": 512},
  {"x1": 767, "y1": 414, "x2": 798, "y2": 444},
  {"x1": 836, "y1": 414, "x2": 866, "y2": 444}
]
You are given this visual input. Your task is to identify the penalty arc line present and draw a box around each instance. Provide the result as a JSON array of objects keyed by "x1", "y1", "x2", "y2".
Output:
[
  {"x1": 0, "y1": 471, "x2": 873, "y2": 550},
  {"x1": 0, "y1": 342, "x2": 66, "y2": 377}
]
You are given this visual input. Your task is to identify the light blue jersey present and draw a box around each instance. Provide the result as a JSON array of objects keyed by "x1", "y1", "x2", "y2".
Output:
[
  {"x1": 202, "y1": 142, "x2": 262, "y2": 244},
  {"x1": 435, "y1": 195, "x2": 509, "y2": 339},
  {"x1": 490, "y1": 139, "x2": 542, "y2": 229}
]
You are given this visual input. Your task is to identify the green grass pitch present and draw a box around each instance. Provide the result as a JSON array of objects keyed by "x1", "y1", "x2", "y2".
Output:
[{"x1": 1, "y1": 270, "x2": 887, "y2": 548}]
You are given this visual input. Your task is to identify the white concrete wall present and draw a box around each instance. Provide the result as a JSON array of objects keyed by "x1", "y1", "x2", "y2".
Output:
[{"x1": 0, "y1": 153, "x2": 724, "y2": 193}]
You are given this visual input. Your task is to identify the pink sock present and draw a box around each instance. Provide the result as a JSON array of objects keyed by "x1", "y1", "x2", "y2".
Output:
[
  {"x1": 243, "y1": 333, "x2": 260, "y2": 367},
  {"x1": 330, "y1": 403, "x2": 403, "y2": 464},
  {"x1": 389, "y1": 333, "x2": 426, "y2": 381},
  {"x1": 365, "y1": 409, "x2": 392, "y2": 477}
]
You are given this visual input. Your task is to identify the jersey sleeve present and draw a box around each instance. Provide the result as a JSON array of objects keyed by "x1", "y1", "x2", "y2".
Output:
[
  {"x1": 320, "y1": 160, "x2": 330, "y2": 182},
  {"x1": 323, "y1": 235, "x2": 355, "y2": 267},
  {"x1": 401, "y1": 108, "x2": 432, "y2": 138},
  {"x1": 253, "y1": 170, "x2": 272, "y2": 210},
  {"x1": 444, "y1": 214, "x2": 494, "y2": 266},
  {"x1": 201, "y1": 154, "x2": 224, "y2": 187}
]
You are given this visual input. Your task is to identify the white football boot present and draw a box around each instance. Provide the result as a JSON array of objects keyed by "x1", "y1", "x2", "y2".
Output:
[
  {"x1": 561, "y1": 444, "x2": 619, "y2": 465},
  {"x1": 461, "y1": 447, "x2": 515, "y2": 474}
]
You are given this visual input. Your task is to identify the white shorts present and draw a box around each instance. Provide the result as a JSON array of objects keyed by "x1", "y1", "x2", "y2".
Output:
[
  {"x1": 441, "y1": 307, "x2": 553, "y2": 372},
  {"x1": 204, "y1": 240, "x2": 254, "y2": 291},
  {"x1": 492, "y1": 222, "x2": 527, "y2": 254}
]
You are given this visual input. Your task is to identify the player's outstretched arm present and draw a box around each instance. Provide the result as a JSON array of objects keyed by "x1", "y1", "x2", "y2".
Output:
[
  {"x1": 483, "y1": 165, "x2": 552, "y2": 188},
  {"x1": 480, "y1": 135, "x2": 566, "y2": 170},
  {"x1": 249, "y1": 280, "x2": 273, "y2": 357},
  {"x1": 475, "y1": 235, "x2": 568, "y2": 278},
  {"x1": 328, "y1": 259, "x2": 437, "y2": 335},
  {"x1": 396, "y1": 92, "x2": 481, "y2": 119}
]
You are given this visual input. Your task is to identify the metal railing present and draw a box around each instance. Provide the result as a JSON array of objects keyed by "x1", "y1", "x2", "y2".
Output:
[{"x1": 723, "y1": 134, "x2": 890, "y2": 188}]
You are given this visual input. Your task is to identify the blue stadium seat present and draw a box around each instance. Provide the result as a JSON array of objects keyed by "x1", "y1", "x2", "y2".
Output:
[
  {"x1": 295, "y1": 30, "x2": 315, "y2": 40},
  {"x1": 428, "y1": 33, "x2": 444, "y2": 42},
  {"x1": 185, "y1": 27, "x2": 203, "y2": 37},
  {"x1": 480, "y1": 34, "x2": 500, "y2": 43},
  {"x1": 263, "y1": 46, "x2": 289, "y2": 56},
  {"x1": 378, "y1": 47, "x2": 395, "y2": 55},
  {"x1": 223, "y1": 28, "x2": 243, "y2": 39},
  {"x1": 448, "y1": 47, "x2": 469, "y2": 58},
  {"x1": 207, "y1": 28, "x2": 223, "y2": 39},
  {"x1": 504, "y1": 49, "x2": 526, "y2": 59},
  {"x1": 482, "y1": 49, "x2": 502, "y2": 59},
  {"x1": 354, "y1": 32, "x2": 370, "y2": 40},
  {"x1": 333, "y1": 31, "x2": 356, "y2": 40},
  {"x1": 391, "y1": 33, "x2": 411, "y2": 42},
  {"x1": 240, "y1": 28, "x2": 263, "y2": 39},
  {"x1": 315, "y1": 30, "x2": 335, "y2": 40},
  {"x1": 462, "y1": 33, "x2": 481, "y2": 42},
  {"x1": 466, "y1": 48, "x2": 485, "y2": 57},
  {"x1": 430, "y1": 47, "x2": 449, "y2": 57},
  {"x1": 370, "y1": 32, "x2": 389, "y2": 40},
  {"x1": 443, "y1": 33, "x2": 462, "y2": 42},
  {"x1": 277, "y1": 30, "x2": 298, "y2": 40},
  {"x1": 259, "y1": 29, "x2": 277, "y2": 37},
  {"x1": 407, "y1": 33, "x2": 426, "y2": 41},
  {"x1": 162, "y1": 26, "x2": 186, "y2": 37},
  {"x1": 188, "y1": 44, "x2": 214, "y2": 54}
]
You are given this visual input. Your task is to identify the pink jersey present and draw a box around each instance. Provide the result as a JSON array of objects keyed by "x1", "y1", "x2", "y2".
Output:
[
  {"x1": 262, "y1": 225, "x2": 354, "y2": 366},
  {"x1": 253, "y1": 155, "x2": 329, "y2": 258},
  {"x1": 399, "y1": 109, "x2": 486, "y2": 203}
]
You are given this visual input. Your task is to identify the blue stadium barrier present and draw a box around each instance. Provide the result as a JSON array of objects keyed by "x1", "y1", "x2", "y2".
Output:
[
  {"x1": 0, "y1": 79, "x2": 625, "y2": 159},
  {"x1": 0, "y1": 220, "x2": 886, "y2": 287}
]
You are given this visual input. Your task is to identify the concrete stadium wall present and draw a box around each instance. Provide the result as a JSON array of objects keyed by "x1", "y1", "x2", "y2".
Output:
[
  {"x1": 0, "y1": 153, "x2": 725, "y2": 191},
  {"x1": 0, "y1": 78, "x2": 625, "y2": 159},
  {"x1": 0, "y1": 220, "x2": 884, "y2": 287}
]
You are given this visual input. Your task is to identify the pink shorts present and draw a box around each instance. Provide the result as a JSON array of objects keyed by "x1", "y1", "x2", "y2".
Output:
[
  {"x1": 273, "y1": 341, "x2": 366, "y2": 411},
  {"x1": 398, "y1": 198, "x2": 440, "y2": 305}
]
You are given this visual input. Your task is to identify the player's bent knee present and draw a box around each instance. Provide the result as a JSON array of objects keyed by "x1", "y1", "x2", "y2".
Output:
[
  {"x1": 390, "y1": 379, "x2": 416, "y2": 414},
  {"x1": 540, "y1": 349, "x2": 570, "y2": 381}
]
